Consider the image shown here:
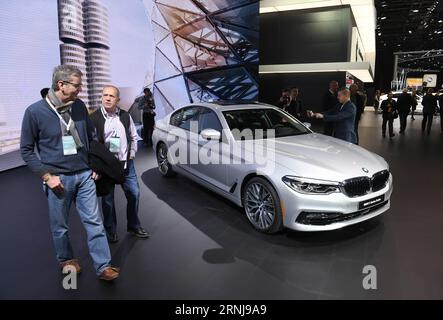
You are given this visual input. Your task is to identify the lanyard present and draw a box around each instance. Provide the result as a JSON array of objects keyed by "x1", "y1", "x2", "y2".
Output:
[
  {"x1": 45, "y1": 97, "x2": 72, "y2": 131},
  {"x1": 101, "y1": 106, "x2": 121, "y2": 137}
]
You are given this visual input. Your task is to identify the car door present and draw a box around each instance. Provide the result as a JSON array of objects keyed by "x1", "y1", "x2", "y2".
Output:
[
  {"x1": 188, "y1": 107, "x2": 229, "y2": 192},
  {"x1": 168, "y1": 106, "x2": 201, "y2": 171}
]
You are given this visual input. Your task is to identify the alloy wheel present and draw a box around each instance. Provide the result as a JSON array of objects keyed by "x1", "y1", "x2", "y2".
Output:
[{"x1": 245, "y1": 182, "x2": 276, "y2": 230}]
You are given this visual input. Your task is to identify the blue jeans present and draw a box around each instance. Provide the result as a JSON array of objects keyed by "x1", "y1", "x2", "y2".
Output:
[
  {"x1": 102, "y1": 159, "x2": 141, "y2": 235},
  {"x1": 45, "y1": 169, "x2": 111, "y2": 276}
]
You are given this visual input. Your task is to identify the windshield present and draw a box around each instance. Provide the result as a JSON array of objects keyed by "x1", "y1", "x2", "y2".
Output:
[{"x1": 222, "y1": 108, "x2": 310, "y2": 140}]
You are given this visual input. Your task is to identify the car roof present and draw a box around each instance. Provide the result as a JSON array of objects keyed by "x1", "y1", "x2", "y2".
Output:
[{"x1": 179, "y1": 101, "x2": 278, "y2": 112}]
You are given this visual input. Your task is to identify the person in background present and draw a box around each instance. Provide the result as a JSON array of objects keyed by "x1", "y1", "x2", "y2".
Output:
[
  {"x1": 276, "y1": 88, "x2": 290, "y2": 110},
  {"x1": 411, "y1": 89, "x2": 418, "y2": 121},
  {"x1": 396, "y1": 88, "x2": 413, "y2": 134},
  {"x1": 322, "y1": 80, "x2": 339, "y2": 136},
  {"x1": 137, "y1": 87, "x2": 156, "y2": 146},
  {"x1": 439, "y1": 93, "x2": 443, "y2": 135},
  {"x1": 20, "y1": 65, "x2": 119, "y2": 281},
  {"x1": 90, "y1": 86, "x2": 150, "y2": 243},
  {"x1": 286, "y1": 86, "x2": 304, "y2": 121},
  {"x1": 421, "y1": 88, "x2": 438, "y2": 135},
  {"x1": 374, "y1": 90, "x2": 381, "y2": 113},
  {"x1": 309, "y1": 88, "x2": 357, "y2": 144},
  {"x1": 349, "y1": 84, "x2": 365, "y2": 144},
  {"x1": 380, "y1": 91, "x2": 397, "y2": 139},
  {"x1": 40, "y1": 87, "x2": 49, "y2": 99}
]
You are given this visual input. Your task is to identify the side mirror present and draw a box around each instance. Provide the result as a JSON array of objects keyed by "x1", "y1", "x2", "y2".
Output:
[
  {"x1": 200, "y1": 128, "x2": 221, "y2": 141},
  {"x1": 303, "y1": 122, "x2": 312, "y2": 129}
]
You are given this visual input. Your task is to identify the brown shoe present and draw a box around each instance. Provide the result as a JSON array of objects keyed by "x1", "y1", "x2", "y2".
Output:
[
  {"x1": 99, "y1": 266, "x2": 120, "y2": 281},
  {"x1": 60, "y1": 259, "x2": 81, "y2": 274}
]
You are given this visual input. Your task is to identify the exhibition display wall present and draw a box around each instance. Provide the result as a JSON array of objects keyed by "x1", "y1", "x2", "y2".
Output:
[
  {"x1": 259, "y1": 6, "x2": 361, "y2": 111},
  {"x1": 260, "y1": 6, "x2": 353, "y2": 65}
]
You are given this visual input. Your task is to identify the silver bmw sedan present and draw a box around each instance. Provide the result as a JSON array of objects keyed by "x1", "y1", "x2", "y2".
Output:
[{"x1": 152, "y1": 102, "x2": 393, "y2": 234}]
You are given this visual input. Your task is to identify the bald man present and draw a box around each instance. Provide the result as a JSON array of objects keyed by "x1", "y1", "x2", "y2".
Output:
[
  {"x1": 90, "y1": 86, "x2": 150, "y2": 243},
  {"x1": 310, "y1": 88, "x2": 357, "y2": 144}
]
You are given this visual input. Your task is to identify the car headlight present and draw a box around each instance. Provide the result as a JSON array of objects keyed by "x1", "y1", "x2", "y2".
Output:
[{"x1": 282, "y1": 176, "x2": 341, "y2": 195}]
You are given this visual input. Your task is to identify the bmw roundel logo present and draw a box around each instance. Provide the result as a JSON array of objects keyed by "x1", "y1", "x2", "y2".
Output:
[{"x1": 362, "y1": 167, "x2": 369, "y2": 173}]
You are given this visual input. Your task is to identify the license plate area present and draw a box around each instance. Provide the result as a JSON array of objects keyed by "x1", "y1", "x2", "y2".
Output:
[{"x1": 358, "y1": 195, "x2": 385, "y2": 210}]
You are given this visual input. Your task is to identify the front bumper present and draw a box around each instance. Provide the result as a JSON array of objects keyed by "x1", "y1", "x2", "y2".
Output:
[{"x1": 279, "y1": 174, "x2": 393, "y2": 232}]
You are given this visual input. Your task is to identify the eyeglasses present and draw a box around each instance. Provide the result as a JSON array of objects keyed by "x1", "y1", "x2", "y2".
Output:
[{"x1": 63, "y1": 81, "x2": 82, "y2": 89}]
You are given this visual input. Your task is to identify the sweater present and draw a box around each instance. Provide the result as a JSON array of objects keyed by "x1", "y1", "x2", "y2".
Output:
[{"x1": 20, "y1": 98, "x2": 96, "y2": 176}]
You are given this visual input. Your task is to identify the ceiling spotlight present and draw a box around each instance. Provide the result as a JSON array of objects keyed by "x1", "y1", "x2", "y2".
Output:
[
  {"x1": 409, "y1": 30, "x2": 412, "y2": 34},
  {"x1": 412, "y1": 9, "x2": 419, "y2": 13},
  {"x1": 381, "y1": 16, "x2": 387, "y2": 20}
]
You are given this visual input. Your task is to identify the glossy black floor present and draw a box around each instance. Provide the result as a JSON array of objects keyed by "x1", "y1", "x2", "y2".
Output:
[{"x1": 1, "y1": 111, "x2": 443, "y2": 299}]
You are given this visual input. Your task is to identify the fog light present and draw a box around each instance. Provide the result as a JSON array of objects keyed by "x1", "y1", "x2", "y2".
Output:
[{"x1": 297, "y1": 212, "x2": 342, "y2": 225}]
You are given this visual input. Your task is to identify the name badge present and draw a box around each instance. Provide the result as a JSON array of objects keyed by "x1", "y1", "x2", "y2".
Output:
[
  {"x1": 109, "y1": 137, "x2": 120, "y2": 153},
  {"x1": 62, "y1": 136, "x2": 77, "y2": 155}
]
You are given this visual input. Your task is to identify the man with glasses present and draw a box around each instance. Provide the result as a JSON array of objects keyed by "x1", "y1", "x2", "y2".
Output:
[{"x1": 20, "y1": 65, "x2": 119, "y2": 281}]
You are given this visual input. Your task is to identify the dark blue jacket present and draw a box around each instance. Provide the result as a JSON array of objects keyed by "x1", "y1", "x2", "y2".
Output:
[
  {"x1": 20, "y1": 99, "x2": 96, "y2": 176},
  {"x1": 323, "y1": 100, "x2": 357, "y2": 144}
]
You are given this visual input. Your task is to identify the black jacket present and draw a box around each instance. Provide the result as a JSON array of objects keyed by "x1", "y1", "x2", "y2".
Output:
[
  {"x1": 380, "y1": 99, "x2": 397, "y2": 118},
  {"x1": 396, "y1": 93, "x2": 413, "y2": 114},
  {"x1": 322, "y1": 90, "x2": 339, "y2": 112},
  {"x1": 286, "y1": 98, "x2": 304, "y2": 120},
  {"x1": 351, "y1": 92, "x2": 365, "y2": 120},
  {"x1": 88, "y1": 140, "x2": 125, "y2": 197},
  {"x1": 422, "y1": 94, "x2": 438, "y2": 114}
]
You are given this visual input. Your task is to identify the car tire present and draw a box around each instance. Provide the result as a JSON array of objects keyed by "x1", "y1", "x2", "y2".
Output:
[
  {"x1": 156, "y1": 143, "x2": 176, "y2": 177},
  {"x1": 242, "y1": 177, "x2": 283, "y2": 234}
]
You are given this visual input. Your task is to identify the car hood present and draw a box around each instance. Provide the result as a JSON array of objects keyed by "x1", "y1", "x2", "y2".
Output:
[{"x1": 241, "y1": 133, "x2": 388, "y2": 182}]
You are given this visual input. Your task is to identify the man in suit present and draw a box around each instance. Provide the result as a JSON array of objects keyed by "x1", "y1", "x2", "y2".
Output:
[
  {"x1": 276, "y1": 88, "x2": 290, "y2": 110},
  {"x1": 439, "y1": 93, "x2": 443, "y2": 135},
  {"x1": 286, "y1": 86, "x2": 304, "y2": 121},
  {"x1": 349, "y1": 84, "x2": 365, "y2": 144},
  {"x1": 396, "y1": 88, "x2": 413, "y2": 134},
  {"x1": 309, "y1": 88, "x2": 357, "y2": 144},
  {"x1": 380, "y1": 91, "x2": 397, "y2": 138},
  {"x1": 421, "y1": 88, "x2": 438, "y2": 135},
  {"x1": 322, "y1": 80, "x2": 339, "y2": 136}
]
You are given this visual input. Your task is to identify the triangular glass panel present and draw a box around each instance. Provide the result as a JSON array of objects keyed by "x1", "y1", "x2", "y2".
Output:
[
  {"x1": 152, "y1": 4, "x2": 170, "y2": 29},
  {"x1": 157, "y1": 0, "x2": 204, "y2": 15},
  {"x1": 194, "y1": 0, "x2": 255, "y2": 14},
  {"x1": 153, "y1": 84, "x2": 174, "y2": 117},
  {"x1": 158, "y1": 34, "x2": 183, "y2": 70},
  {"x1": 155, "y1": 75, "x2": 191, "y2": 108},
  {"x1": 157, "y1": 3, "x2": 204, "y2": 31},
  {"x1": 152, "y1": 21, "x2": 170, "y2": 45},
  {"x1": 174, "y1": 18, "x2": 235, "y2": 59},
  {"x1": 212, "y1": 2, "x2": 259, "y2": 31},
  {"x1": 174, "y1": 35, "x2": 231, "y2": 72},
  {"x1": 154, "y1": 48, "x2": 181, "y2": 82}
]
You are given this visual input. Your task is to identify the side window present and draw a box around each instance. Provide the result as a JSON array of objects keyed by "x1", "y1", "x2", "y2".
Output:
[
  {"x1": 198, "y1": 108, "x2": 222, "y2": 133},
  {"x1": 170, "y1": 109, "x2": 183, "y2": 127},
  {"x1": 178, "y1": 107, "x2": 201, "y2": 131}
]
